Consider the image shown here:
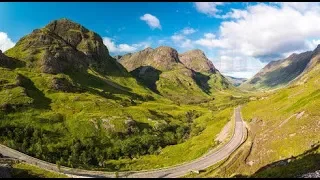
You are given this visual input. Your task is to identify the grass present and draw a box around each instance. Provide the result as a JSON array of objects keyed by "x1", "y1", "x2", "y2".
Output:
[
  {"x1": 202, "y1": 62, "x2": 320, "y2": 177},
  {"x1": 0, "y1": 62, "x2": 245, "y2": 172},
  {"x1": 251, "y1": 144, "x2": 320, "y2": 178},
  {"x1": 101, "y1": 107, "x2": 234, "y2": 171},
  {"x1": 0, "y1": 21, "x2": 249, "y2": 173},
  {"x1": 11, "y1": 162, "x2": 68, "y2": 178}
]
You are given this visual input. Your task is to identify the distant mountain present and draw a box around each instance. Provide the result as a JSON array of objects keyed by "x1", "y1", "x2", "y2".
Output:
[
  {"x1": 240, "y1": 48, "x2": 317, "y2": 90},
  {"x1": 113, "y1": 55, "x2": 123, "y2": 62},
  {"x1": 225, "y1": 76, "x2": 247, "y2": 87},
  {"x1": 118, "y1": 47, "x2": 232, "y2": 103}
]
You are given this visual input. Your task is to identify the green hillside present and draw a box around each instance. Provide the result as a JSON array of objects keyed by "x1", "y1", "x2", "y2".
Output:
[
  {"x1": 0, "y1": 18, "x2": 247, "y2": 172},
  {"x1": 118, "y1": 47, "x2": 236, "y2": 104},
  {"x1": 187, "y1": 51, "x2": 320, "y2": 178}
]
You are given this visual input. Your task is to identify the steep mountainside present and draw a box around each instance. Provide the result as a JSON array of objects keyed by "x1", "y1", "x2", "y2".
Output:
[
  {"x1": 240, "y1": 49, "x2": 314, "y2": 90},
  {"x1": 119, "y1": 47, "x2": 233, "y2": 103}
]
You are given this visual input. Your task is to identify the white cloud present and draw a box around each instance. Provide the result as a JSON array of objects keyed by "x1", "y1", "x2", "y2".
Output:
[
  {"x1": 204, "y1": 33, "x2": 215, "y2": 39},
  {"x1": 194, "y1": 2, "x2": 225, "y2": 17},
  {"x1": 171, "y1": 34, "x2": 194, "y2": 49},
  {"x1": 171, "y1": 34, "x2": 185, "y2": 42},
  {"x1": 212, "y1": 55, "x2": 267, "y2": 79},
  {"x1": 181, "y1": 27, "x2": 197, "y2": 35},
  {"x1": 219, "y1": 3, "x2": 320, "y2": 61},
  {"x1": 306, "y1": 39, "x2": 320, "y2": 50},
  {"x1": 195, "y1": 3, "x2": 320, "y2": 63},
  {"x1": 195, "y1": 33, "x2": 228, "y2": 48},
  {"x1": 103, "y1": 37, "x2": 150, "y2": 54},
  {"x1": 157, "y1": 39, "x2": 166, "y2": 44},
  {"x1": 171, "y1": 28, "x2": 198, "y2": 50},
  {"x1": 0, "y1": 32, "x2": 15, "y2": 52},
  {"x1": 191, "y1": 2, "x2": 320, "y2": 78},
  {"x1": 140, "y1": 14, "x2": 162, "y2": 30},
  {"x1": 218, "y1": 8, "x2": 248, "y2": 19}
]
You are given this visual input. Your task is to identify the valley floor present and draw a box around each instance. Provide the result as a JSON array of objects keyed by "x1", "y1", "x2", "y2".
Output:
[{"x1": 0, "y1": 106, "x2": 246, "y2": 178}]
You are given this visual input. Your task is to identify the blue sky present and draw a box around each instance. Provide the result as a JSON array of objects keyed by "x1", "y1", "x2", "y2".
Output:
[{"x1": 1, "y1": 2, "x2": 320, "y2": 79}]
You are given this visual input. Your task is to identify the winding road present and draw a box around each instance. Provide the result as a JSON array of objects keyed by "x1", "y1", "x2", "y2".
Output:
[{"x1": 0, "y1": 106, "x2": 246, "y2": 178}]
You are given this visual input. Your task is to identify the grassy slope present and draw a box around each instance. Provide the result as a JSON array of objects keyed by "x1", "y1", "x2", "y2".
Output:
[
  {"x1": 11, "y1": 162, "x2": 68, "y2": 178},
  {"x1": 0, "y1": 62, "x2": 247, "y2": 171},
  {"x1": 103, "y1": 107, "x2": 233, "y2": 171},
  {"x1": 195, "y1": 62, "x2": 320, "y2": 178}
]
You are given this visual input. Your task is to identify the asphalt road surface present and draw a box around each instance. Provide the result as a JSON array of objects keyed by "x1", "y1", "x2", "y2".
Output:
[{"x1": 0, "y1": 106, "x2": 246, "y2": 178}]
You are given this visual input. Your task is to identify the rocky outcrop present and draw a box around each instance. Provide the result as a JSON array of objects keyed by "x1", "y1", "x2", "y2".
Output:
[
  {"x1": 179, "y1": 49, "x2": 215, "y2": 73},
  {"x1": 119, "y1": 46, "x2": 180, "y2": 71},
  {"x1": 300, "y1": 170, "x2": 320, "y2": 178},
  {"x1": 5, "y1": 18, "x2": 125, "y2": 76},
  {"x1": 50, "y1": 77, "x2": 81, "y2": 92},
  {"x1": 45, "y1": 18, "x2": 110, "y2": 63},
  {"x1": 39, "y1": 48, "x2": 88, "y2": 74}
]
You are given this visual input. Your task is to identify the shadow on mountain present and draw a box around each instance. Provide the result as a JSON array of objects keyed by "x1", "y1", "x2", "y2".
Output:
[
  {"x1": 263, "y1": 56, "x2": 311, "y2": 87},
  {"x1": 0, "y1": 55, "x2": 26, "y2": 70},
  {"x1": 89, "y1": 56, "x2": 133, "y2": 78},
  {"x1": 192, "y1": 71, "x2": 211, "y2": 95},
  {"x1": 130, "y1": 66, "x2": 162, "y2": 94},
  {"x1": 250, "y1": 144, "x2": 320, "y2": 178},
  {"x1": 65, "y1": 70, "x2": 147, "y2": 101},
  {"x1": 16, "y1": 74, "x2": 52, "y2": 109}
]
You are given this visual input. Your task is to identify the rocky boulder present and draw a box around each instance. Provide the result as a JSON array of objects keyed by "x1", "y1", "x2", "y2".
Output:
[{"x1": 51, "y1": 77, "x2": 81, "y2": 92}]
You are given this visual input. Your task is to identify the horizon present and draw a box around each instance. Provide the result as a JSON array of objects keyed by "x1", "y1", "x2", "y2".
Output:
[{"x1": 1, "y1": 2, "x2": 320, "y2": 79}]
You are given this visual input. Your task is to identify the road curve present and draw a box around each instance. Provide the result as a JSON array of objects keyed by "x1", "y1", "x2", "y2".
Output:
[{"x1": 0, "y1": 106, "x2": 246, "y2": 178}]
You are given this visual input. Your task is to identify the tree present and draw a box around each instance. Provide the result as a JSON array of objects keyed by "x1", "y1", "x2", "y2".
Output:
[
  {"x1": 79, "y1": 151, "x2": 90, "y2": 166},
  {"x1": 148, "y1": 145, "x2": 155, "y2": 154}
]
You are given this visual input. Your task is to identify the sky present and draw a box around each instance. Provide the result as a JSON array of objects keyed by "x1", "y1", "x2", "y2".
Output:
[{"x1": 1, "y1": 2, "x2": 320, "y2": 79}]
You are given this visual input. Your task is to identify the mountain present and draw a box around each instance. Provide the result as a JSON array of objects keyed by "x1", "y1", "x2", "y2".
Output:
[
  {"x1": 119, "y1": 46, "x2": 181, "y2": 72},
  {"x1": 178, "y1": 49, "x2": 216, "y2": 73},
  {"x1": 0, "y1": 18, "x2": 244, "y2": 172},
  {"x1": 113, "y1": 55, "x2": 122, "y2": 62},
  {"x1": 240, "y1": 50, "x2": 314, "y2": 90},
  {"x1": 225, "y1": 76, "x2": 247, "y2": 87},
  {"x1": 291, "y1": 45, "x2": 320, "y2": 85},
  {"x1": 5, "y1": 18, "x2": 127, "y2": 76},
  {"x1": 118, "y1": 47, "x2": 232, "y2": 103}
]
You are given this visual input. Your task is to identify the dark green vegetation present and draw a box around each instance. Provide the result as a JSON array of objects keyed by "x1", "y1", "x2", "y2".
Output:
[{"x1": 0, "y1": 18, "x2": 249, "y2": 172}]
